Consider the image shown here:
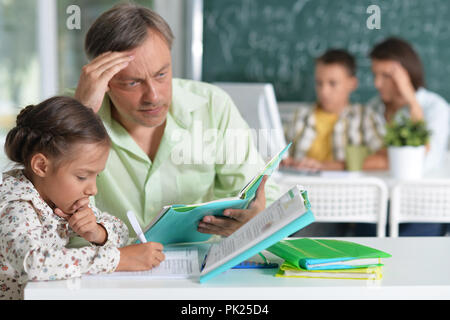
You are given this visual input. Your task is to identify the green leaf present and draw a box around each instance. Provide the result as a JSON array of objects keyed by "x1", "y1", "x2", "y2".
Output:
[{"x1": 385, "y1": 117, "x2": 431, "y2": 147}]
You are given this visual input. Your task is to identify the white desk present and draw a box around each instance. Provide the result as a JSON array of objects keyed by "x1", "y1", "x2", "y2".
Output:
[
  {"x1": 362, "y1": 163, "x2": 450, "y2": 189},
  {"x1": 24, "y1": 237, "x2": 450, "y2": 300},
  {"x1": 274, "y1": 153, "x2": 450, "y2": 193}
]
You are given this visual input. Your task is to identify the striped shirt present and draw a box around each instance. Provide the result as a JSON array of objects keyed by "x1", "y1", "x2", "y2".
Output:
[{"x1": 285, "y1": 104, "x2": 386, "y2": 161}]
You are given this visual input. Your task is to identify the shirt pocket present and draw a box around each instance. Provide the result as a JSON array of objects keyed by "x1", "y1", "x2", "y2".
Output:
[{"x1": 175, "y1": 170, "x2": 215, "y2": 204}]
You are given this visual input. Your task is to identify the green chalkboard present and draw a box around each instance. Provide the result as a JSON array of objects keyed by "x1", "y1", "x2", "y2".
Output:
[{"x1": 202, "y1": 0, "x2": 450, "y2": 103}]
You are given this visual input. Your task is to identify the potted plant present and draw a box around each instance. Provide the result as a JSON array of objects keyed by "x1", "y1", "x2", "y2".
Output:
[{"x1": 384, "y1": 116, "x2": 431, "y2": 180}]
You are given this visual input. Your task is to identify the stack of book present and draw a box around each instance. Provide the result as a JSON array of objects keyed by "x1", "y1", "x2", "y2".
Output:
[{"x1": 266, "y1": 238, "x2": 392, "y2": 280}]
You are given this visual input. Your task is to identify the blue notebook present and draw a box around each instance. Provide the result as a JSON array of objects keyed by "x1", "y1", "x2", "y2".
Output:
[
  {"x1": 138, "y1": 143, "x2": 292, "y2": 245},
  {"x1": 199, "y1": 185, "x2": 315, "y2": 283}
]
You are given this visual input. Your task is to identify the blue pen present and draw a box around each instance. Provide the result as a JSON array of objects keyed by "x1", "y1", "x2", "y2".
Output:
[
  {"x1": 232, "y1": 261, "x2": 278, "y2": 269},
  {"x1": 201, "y1": 246, "x2": 212, "y2": 271}
]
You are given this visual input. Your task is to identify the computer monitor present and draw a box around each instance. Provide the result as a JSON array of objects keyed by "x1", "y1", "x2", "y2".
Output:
[{"x1": 214, "y1": 82, "x2": 287, "y2": 161}]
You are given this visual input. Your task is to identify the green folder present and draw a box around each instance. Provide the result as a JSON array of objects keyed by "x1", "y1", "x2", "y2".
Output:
[
  {"x1": 138, "y1": 143, "x2": 292, "y2": 245},
  {"x1": 267, "y1": 238, "x2": 391, "y2": 270},
  {"x1": 276, "y1": 262, "x2": 383, "y2": 280}
]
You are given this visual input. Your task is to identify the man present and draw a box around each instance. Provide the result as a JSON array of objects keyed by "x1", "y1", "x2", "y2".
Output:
[
  {"x1": 363, "y1": 37, "x2": 449, "y2": 172},
  {"x1": 71, "y1": 3, "x2": 280, "y2": 241}
]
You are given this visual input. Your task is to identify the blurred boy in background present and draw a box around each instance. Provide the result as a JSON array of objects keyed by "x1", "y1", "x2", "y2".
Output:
[
  {"x1": 283, "y1": 49, "x2": 385, "y2": 171},
  {"x1": 284, "y1": 49, "x2": 386, "y2": 237}
]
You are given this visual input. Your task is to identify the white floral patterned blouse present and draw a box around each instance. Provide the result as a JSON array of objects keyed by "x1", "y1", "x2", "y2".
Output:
[{"x1": 0, "y1": 169, "x2": 129, "y2": 300}]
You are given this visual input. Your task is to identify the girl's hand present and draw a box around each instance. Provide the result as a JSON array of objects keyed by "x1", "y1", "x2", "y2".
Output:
[
  {"x1": 54, "y1": 206, "x2": 107, "y2": 245},
  {"x1": 116, "y1": 243, "x2": 165, "y2": 271}
]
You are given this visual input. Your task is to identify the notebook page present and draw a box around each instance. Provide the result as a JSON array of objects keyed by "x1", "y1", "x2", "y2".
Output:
[{"x1": 86, "y1": 248, "x2": 199, "y2": 279}]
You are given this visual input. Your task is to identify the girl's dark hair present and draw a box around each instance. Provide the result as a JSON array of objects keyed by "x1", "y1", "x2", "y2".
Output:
[
  {"x1": 370, "y1": 37, "x2": 425, "y2": 90},
  {"x1": 5, "y1": 96, "x2": 111, "y2": 171}
]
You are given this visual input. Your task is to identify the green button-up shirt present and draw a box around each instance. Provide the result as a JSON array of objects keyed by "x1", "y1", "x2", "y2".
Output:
[{"x1": 83, "y1": 78, "x2": 280, "y2": 238}]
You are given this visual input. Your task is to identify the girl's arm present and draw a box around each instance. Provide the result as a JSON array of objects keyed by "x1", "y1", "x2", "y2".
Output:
[
  {"x1": 0, "y1": 202, "x2": 122, "y2": 283},
  {"x1": 90, "y1": 206, "x2": 129, "y2": 247},
  {"x1": 61, "y1": 205, "x2": 129, "y2": 248}
]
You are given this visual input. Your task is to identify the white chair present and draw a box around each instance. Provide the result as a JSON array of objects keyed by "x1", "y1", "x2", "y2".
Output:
[
  {"x1": 284, "y1": 177, "x2": 388, "y2": 237},
  {"x1": 390, "y1": 180, "x2": 450, "y2": 237}
]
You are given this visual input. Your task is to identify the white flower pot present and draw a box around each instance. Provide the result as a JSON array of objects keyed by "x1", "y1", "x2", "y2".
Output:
[{"x1": 388, "y1": 146, "x2": 425, "y2": 180}]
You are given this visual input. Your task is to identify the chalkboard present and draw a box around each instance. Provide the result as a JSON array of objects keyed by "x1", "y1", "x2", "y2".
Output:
[{"x1": 202, "y1": 0, "x2": 450, "y2": 103}]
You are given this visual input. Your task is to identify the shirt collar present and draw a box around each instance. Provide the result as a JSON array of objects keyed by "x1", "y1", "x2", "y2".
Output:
[{"x1": 314, "y1": 102, "x2": 352, "y2": 118}]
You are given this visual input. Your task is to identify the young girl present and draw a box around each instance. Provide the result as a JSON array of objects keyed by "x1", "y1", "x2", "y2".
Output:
[{"x1": 0, "y1": 96, "x2": 165, "y2": 300}]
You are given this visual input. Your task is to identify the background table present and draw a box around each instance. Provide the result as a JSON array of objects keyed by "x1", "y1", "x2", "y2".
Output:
[
  {"x1": 24, "y1": 237, "x2": 450, "y2": 300},
  {"x1": 274, "y1": 158, "x2": 450, "y2": 194}
]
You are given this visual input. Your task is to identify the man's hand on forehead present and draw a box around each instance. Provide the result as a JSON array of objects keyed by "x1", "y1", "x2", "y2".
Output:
[{"x1": 75, "y1": 51, "x2": 135, "y2": 113}]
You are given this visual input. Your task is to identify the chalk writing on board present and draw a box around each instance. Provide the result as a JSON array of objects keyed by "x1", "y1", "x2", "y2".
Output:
[{"x1": 203, "y1": 0, "x2": 450, "y2": 102}]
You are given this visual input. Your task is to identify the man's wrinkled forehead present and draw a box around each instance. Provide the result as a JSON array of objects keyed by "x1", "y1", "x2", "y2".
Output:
[
  {"x1": 113, "y1": 32, "x2": 171, "y2": 81},
  {"x1": 114, "y1": 61, "x2": 145, "y2": 81},
  {"x1": 114, "y1": 62, "x2": 171, "y2": 82}
]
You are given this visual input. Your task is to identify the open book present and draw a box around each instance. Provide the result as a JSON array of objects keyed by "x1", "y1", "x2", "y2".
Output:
[
  {"x1": 199, "y1": 184, "x2": 314, "y2": 283},
  {"x1": 97, "y1": 184, "x2": 313, "y2": 282},
  {"x1": 138, "y1": 142, "x2": 292, "y2": 245}
]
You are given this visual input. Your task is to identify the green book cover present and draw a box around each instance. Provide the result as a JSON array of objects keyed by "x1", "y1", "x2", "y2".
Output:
[
  {"x1": 267, "y1": 238, "x2": 391, "y2": 270},
  {"x1": 276, "y1": 262, "x2": 383, "y2": 280}
]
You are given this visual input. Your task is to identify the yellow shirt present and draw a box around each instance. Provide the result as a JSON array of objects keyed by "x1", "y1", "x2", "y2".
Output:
[{"x1": 306, "y1": 107, "x2": 339, "y2": 162}]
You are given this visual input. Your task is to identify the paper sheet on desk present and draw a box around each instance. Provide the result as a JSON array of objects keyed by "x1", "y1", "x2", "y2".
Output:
[{"x1": 86, "y1": 248, "x2": 200, "y2": 279}]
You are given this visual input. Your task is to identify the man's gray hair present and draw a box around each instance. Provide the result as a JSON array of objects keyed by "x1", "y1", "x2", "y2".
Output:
[{"x1": 85, "y1": 2, "x2": 174, "y2": 59}]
